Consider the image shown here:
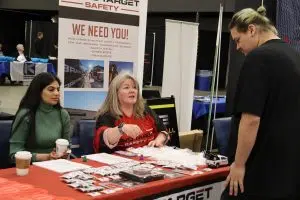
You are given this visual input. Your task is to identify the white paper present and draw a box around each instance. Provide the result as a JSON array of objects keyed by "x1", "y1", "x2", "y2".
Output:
[
  {"x1": 33, "y1": 159, "x2": 90, "y2": 173},
  {"x1": 86, "y1": 153, "x2": 133, "y2": 165},
  {"x1": 128, "y1": 146, "x2": 206, "y2": 167}
]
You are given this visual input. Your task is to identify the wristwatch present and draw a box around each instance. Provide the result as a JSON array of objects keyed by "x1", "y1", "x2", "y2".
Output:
[
  {"x1": 118, "y1": 123, "x2": 125, "y2": 135},
  {"x1": 160, "y1": 131, "x2": 170, "y2": 144}
]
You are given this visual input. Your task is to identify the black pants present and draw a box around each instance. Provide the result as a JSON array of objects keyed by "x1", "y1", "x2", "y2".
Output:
[{"x1": 221, "y1": 187, "x2": 297, "y2": 200}]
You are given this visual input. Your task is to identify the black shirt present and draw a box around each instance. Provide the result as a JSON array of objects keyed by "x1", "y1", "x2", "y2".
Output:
[
  {"x1": 228, "y1": 39, "x2": 300, "y2": 198},
  {"x1": 34, "y1": 38, "x2": 44, "y2": 57}
]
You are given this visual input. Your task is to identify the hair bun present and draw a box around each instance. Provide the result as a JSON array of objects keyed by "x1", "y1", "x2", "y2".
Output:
[{"x1": 257, "y1": 6, "x2": 267, "y2": 16}]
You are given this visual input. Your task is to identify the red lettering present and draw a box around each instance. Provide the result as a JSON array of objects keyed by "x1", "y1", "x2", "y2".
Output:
[
  {"x1": 85, "y1": 2, "x2": 91, "y2": 8},
  {"x1": 72, "y1": 24, "x2": 85, "y2": 36},
  {"x1": 111, "y1": 28, "x2": 129, "y2": 40},
  {"x1": 88, "y1": 26, "x2": 109, "y2": 38},
  {"x1": 85, "y1": 2, "x2": 118, "y2": 11}
]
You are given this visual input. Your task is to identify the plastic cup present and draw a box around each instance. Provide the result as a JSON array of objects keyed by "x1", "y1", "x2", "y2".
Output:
[
  {"x1": 15, "y1": 151, "x2": 32, "y2": 176},
  {"x1": 55, "y1": 139, "x2": 69, "y2": 157}
]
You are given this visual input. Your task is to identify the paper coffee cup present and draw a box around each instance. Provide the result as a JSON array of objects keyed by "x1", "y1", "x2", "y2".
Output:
[
  {"x1": 15, "y1": 151, "x2": 32, "y2": 176},
  {"x1": 56, "y1": 139, "x2": 69, "y2": 157}
]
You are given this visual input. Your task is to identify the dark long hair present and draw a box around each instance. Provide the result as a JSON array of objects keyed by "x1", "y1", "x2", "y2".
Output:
[{"x1": 12, "y1": 72, "x2": 62, "y2": 149}]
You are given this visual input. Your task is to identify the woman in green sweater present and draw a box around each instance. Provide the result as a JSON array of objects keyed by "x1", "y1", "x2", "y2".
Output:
[{"x1": 9, "y1": 72, "x2": 70, "y2": 162}]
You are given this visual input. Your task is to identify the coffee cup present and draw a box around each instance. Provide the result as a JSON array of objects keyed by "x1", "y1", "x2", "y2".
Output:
[
  {"x1": 55, "y1": 139, "x2": 69, "y2": 157},
  {"x1": 15, "y1": 151, "x2": 32, "y2": 176}
]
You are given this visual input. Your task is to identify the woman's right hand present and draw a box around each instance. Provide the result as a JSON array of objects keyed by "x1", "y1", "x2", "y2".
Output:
[{"x1": 122, "y1": 124, "x2": 142, "y2": 139}]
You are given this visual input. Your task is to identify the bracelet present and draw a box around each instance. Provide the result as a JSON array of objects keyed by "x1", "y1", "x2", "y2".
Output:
[{"x1": 160, "y1": 131, "x2": 170, "y2": 144}]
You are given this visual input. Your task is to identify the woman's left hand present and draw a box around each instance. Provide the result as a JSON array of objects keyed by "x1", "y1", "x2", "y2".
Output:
[
  {"x1": 49, "y1": 148, "x2": 70, "y2": 160},
  {"x1": 60, "y1": 149, "x2": 71, "y2": 159},
  {"x1": 148, "y1": 133, "x2": 166, "y2": 147},
  {"x1": 49, "y1": 149, "x2": 60, "y2": 160}
]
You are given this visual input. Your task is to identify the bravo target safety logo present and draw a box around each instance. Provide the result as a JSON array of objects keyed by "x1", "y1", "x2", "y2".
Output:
[
  {"x1": 91, "y1": 0, "x2": 139, "y2": 6},
  {"x1": 85, "y1": 0, "x2": 140, "y2": 12}
]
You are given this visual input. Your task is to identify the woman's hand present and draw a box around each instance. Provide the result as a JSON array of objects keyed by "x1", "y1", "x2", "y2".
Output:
[
  {"x1": 148, "y1": 133, "x2": 166, "y2": 147},
  {"x1": 49, "y1": 149, "x2": 60, "y2": 160},
  {"x1": 122, "y1": 124, "x2": 142, "y2": 139},
  {"x1": 49, "y1": 148, "x2": 69, "y2": 160}
]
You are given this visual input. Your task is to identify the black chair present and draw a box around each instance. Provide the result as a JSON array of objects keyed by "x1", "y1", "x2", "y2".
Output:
[
  {"x1": 78, "y1": 120, "x2": 96, "y2": 155},
  {"x1": 0, "y1": 112, "x2": 14, "y2": 120},
  {"x1": 146, "y1": 96, "x2": 180, "y2": 148},
  {"x1": 213, "y1": 117, "x2": 232, "y2": 155},
  {"x1": 142, "y1": 90, "x2": 161, "y2": 99},
  {"x1": 0, "y1": 120, "x2": 13, "y2": 168}
]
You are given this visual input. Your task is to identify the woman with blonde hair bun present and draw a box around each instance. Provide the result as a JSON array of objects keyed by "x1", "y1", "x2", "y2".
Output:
[
  {"x1": 223, "y1": 5, "x2": 300, "y2": 200},
  {"x1": 93, "y1": 73, "x2": 169, "y2": 153}
]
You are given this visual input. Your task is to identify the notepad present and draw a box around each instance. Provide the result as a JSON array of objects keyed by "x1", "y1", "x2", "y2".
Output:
[
  {"x1": 86, "y1": 153, "x2": 133, "y2": 165},
  {"x1": 33, "y1": 159, "x2": 91, "y2": 173}
]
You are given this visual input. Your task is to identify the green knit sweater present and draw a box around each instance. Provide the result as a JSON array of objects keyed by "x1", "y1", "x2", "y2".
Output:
[{"x1": 9, "y1": 102, "x2": 70, "y2": 162}]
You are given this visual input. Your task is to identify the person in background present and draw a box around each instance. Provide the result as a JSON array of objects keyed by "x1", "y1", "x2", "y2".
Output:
[
  {"x1": 15, "y1": 44, "x2": 30, "y2": 62},
  {"x1": 223, "y1": 6, "x2": 300, "y2": 200},
  {"x1": 34, "y1": 32, "x2": 44, "y2": 58},
  {"x1": 49, "y1": 39, "x2": 58, "y2": 58},
  {"x1": 93, "y1": 73, "x2": 169, "y2": 153},
  {"x1": 0, "y1": 43, "x2": 4, "y2": 56},
  {"x1": 10, "y1": 72, "x2": 71, "y2": 162}
]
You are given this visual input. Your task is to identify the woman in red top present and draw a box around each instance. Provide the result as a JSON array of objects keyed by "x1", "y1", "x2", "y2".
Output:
[{"x1": 93, "y1": 73, "x2": 169, "y2": 153}]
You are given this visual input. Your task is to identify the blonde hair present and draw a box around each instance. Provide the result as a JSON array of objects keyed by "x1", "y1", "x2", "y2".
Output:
[
  {"x1": 229, "y1": 6, "x2": 278, "y2": 35},
  {"x1": 97, "y1": 73, "x2": 145, "y2": 119}
]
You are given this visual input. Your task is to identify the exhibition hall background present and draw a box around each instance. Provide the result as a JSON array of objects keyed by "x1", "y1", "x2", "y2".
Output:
[{"x1": 0, "y1": 0, "x2": 277, "y2": 115}]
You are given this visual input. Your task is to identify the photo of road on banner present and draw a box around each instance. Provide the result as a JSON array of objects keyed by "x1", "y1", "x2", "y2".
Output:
[
  {"x1": 109, "y1": 61, "x2": 133, "y2": 85},
  {"x1": 64, "y1": 58, "x2": 104, "y2": 88}
]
